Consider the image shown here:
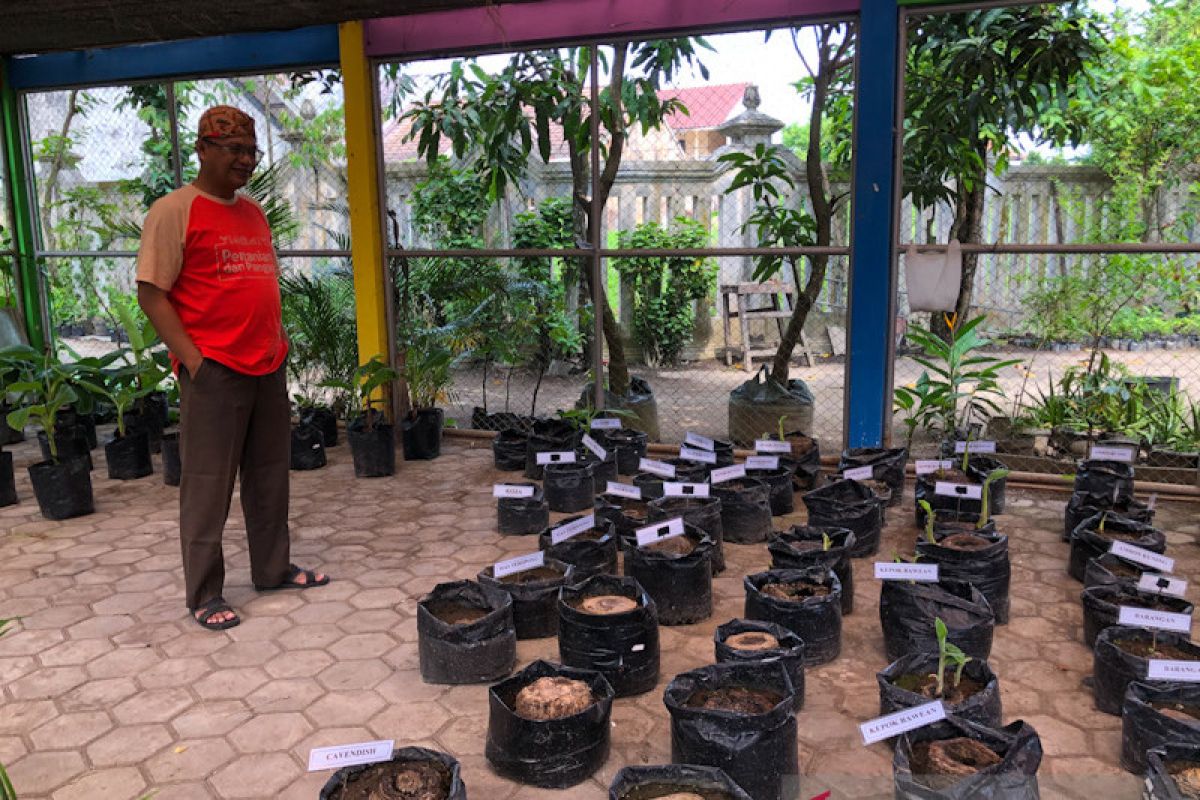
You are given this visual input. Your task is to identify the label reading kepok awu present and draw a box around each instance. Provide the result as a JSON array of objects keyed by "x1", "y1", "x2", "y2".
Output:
[
  {"x1": 635, "y1": 517, "x2": 686, "y2": 547},
  {"x1": 605, "y1": 481, "x2": 642, "y2": 499},
  {"x1": 709, "y1": 464, "x2": 747, "y2": 484},
  {"x1": 664, "y1": 482, "x2": 710, "y2": 498},
  {"x1": 493, "y1": 484, "x2": 535, "y2": 499},
  {"x1": 536, "y1": 450, "x2": 576, "y2": 465},
  {"x1": 493, "y1": 551, "x2": 546, "y2": 579},
  {"x1": 639, "y1": 458, "x2": 676, "y2": 478},
  {"x1": 684, "y1": 431, "x2": 716, "y2": 451},
  {"x1": 874, "y1": 562, "x2": 940, "y2": 582},
  {"x1": 581, "y1": 434, "x2": 607, "y2": 460},
  {"x1": 1148, "y1": 660, "x2": 1200, "y2": 682},
  {"x1": 915, "y1": 459, "x2": 954, "y2": 475},
  {"x1": 551, "y1": 514, "x2": 596, "y2": 545},
  {"x1": 1137, "y1": 573, "x2": 1188, "y2": 598},
  {"x1": 1117, "y1": 606, "x2": 1193, "y2": 634},
  {"x1": 843, "y1": 465, "x2": 874, "y2": 481},
  {"x1": 745, "y1": 455, "x2": 779, "y2": 470},
  {"x1": 954, "y1": 440, "x2": 996, "y2": 454},
  {"x1": 308, "y1": 740, "x2": 394, "y2": 771},
  {"x1": 934, "y1": 482, "x2": 983, "y2": 500},
  {"x1": 1110, "y1": 540, "x2": 1175, "y2": 573},
  {"x1": 590, "y1": 417, "x2": 621, "y2": 430},
  {"x1": 860, "y1": 701, "x2": 946, "y2": 746},
  {"x1": 754, "y1": 439, "x2": 792, "y2": 454},
  {"x1": 679, "y1": 446, "x2": 717, "y2": 464},
  {"x1": 1089, "y1": 444, "x2": 1136, "y2": 463}
]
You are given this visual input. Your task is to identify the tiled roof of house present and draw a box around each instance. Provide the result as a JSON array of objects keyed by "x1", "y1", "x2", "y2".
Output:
[{"x1": 658, "y1": 83, "x2": 749, "y2": 131}]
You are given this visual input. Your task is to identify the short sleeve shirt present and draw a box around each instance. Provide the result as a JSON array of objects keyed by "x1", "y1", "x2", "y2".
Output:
[{"x1": 136, "y1": 184, "x2": 288, "y2": 376}]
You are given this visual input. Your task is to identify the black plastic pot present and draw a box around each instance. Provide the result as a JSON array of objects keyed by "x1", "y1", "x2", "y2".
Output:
[
  {"x1": 632, "y1": 472, "x2": 669, "y2": 501},
  {"x1": 839, "y1": 447, "x2": 907, "y2": 506},
  {"x1": 880, "y1": 580, "x2": 995, "y2": 662},
  {"x1": 605, "y1": 429, "x2": 649, "y2": 475},
  {"x1": 745, "y1": 466, "x2": 794, "y2": 516},
  {"x1": 915, "y1": 527, "x2": 1011, "y2": 625},
  {"x1": 319, "y1": 746, "x2": 466, "y2": 800},
  {"x1": 711, "y1": 477, "x2": 772, "y2": 545},
  {"x1": 300, "y1": 405, "x2": 338, "y2": 447},
  {"x1": 557, "y1": 574, "x2": 659, "y2": 697},
  {"x1": 145, "y1": 391, "x2": 170, "y2": 429},
  {"x1": 1093, "y1": 627, "x2": 1200, "y2": 716},
  {"x1": 124, "y1": 407, "x2": 163, "y2": 455},
  {"x1": 665, "y1": 458, "x2": 712, "y2": 483},
  {"x1": 28, "y1": 458, "x2": 94, "y2": 520},
  {"x1": 965, "y1": 456, "x2": 1007, "y2": 514},
  {"x1": 347, "y1": 418, "x2": 395, "y2": 478},
  {"x1": 768, "y1": 525, "x2": 856, "y2": 616},
  {"x1": 0, "y1": 450, "x2": 17, "y2": 507},
  {"x1": 538, "y1": 516, "x2": 618, "y2": 582},
  {"x1": 714, "y1": 619, "x2": 805, "y2": 712},
  {"x1": 1082, "y1": 584, "x2": 1194, "y2": 649},
  {"x1": 497, "y1": 483, "x2": 549, "y2": 536},
  {"x1": 622, "y1": 524, "x2": 713, "y2": 626},
  {"x1": 75, "y1": 412, "x2": 99, "y2": 450},
  {"x1": 472, "y1": 408, "x2": 534, "y2": 433},
  {"x1": 878, "y1": 652, "x2": 1002, "y2": 729},
  {"x1": 1146, "y1": 742, "x2": 1200, "y2": 799},
  {"x1": 0, "y1": 403, "x2": 23, "y2": 445},
  {"x1": 288, "y1": 423, "x2": 326, "y2": 471},
  {"x1": 493, "y1": 428, "x2": 529, "y2": 471},
  {"x1": 595, "y1": 491, "x2": 653, "y2": 546},
  {"x1": 577, "y1": 444, "x2": 618, "y2": 491},
  {"x1": 104, "y1": 431, "x2": 153, "y2": 480},
  {"x1": 161, "y1": 432, "x2": 181, "y2": 487},
  {"x1": 1068, "y1": 512, "x2": 1166, "y2": 582},
  {"x1": 1064, "y1": 491, "x2": 1154, "y2": 542},
  {"x1": 486, "y1": 659, "x2": 613, "y2": 788},
  {"x1": 544, "y1": 462, "x2": 596, "y2": 513},
  {"x1": 664, "y1": 661, "x2": 798, "y2": 800},
  {"x1": 914, "y1": 464, "x2": 1006, "y2": 526},
  {"x1": 802, "y1": 479, "x2": 882, "y2": 558},
  {"x1": 744, "y1": 567, "x2": 842, "y2": 666},
  {"x1": 1084, "y1": 552, "x2": 1146, "y2": 591},
  {"x1": 1074, "y1": 459, "x2": 1135, "y2": 501},
  {"x1": 478, "y1": 558, "x2": 574, "y2": 640},
  {"x1": 1121, "y1": 681, "x2": 1200, "y2": 774},
  {"x1": 402, "y1": 407, "x2": 443, "y2": 460},
  {"x1": 774, "y1": 433, "x2": 822, "y2": 491},
  {"x1": 37, "y1": 428, "x2": 91, "y2": 471},
  {"x1": 893, "y1": 718, "x2": 1043, "y2": 800},
  {"x1": 609, "y1": 765, "x2": 754, "y2": 800},
  {"x1": 524, "y1": 420, "x2": 581, "y2": 479},
  {"x1": 417, "y1": 580, "x2": 516, "y2": 684},
  {"x1": 648, "y1": 495, "x2": 725, "y2": 574}
]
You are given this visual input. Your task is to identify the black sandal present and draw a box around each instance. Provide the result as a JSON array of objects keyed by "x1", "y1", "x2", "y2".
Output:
[
  {"x1": 192, "y1": 596, "x2": 240, "y2": 631},
  {"x1": 255, "y1": 563, "x2": 330, "y2": 592}
]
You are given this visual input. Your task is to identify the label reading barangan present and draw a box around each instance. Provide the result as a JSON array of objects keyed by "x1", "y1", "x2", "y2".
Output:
[
  {"x1": 874, "y1": 562, "x2": 940, "y2": 582},
  {"x1": 493, "y1": 551, "x2": 545, "y2": 579},
  {"x1": 746, "y1": 456, "x2": 779, "y2": 470},
  {"x1": 664, "y1": 482, "x2": 710, "y2": 498},
  {"x1": 860, "y1": 701, "x2": 946, "y2": 746},
  {"x1": 954, "y1": 440, "x2": 996, "y2": 454},
  {"x1": 639, "y1": 458, "x2": 676, "y2": 478},
  {"x1": 1090, "y1": 444, "x2": 1135, "y2": 463},
  {"x1": 1117, "y1": 605, "x2": 1192, "y2": 634},
  {"x1": 1137, "y1": 573, "x2": 1188, "y2": 598},
  {"x1": 710, "y1": 464, "x2": 746, "y2": 484},
  {"x1": 308, "y1": 740, "x2": 394, "y2": 771},
  {"x1": 915, "y1": 459, "x2": 954, "y2": 475},
  {"x1": 635, "y1": 517, "x2": 686, "y2": 547},
  {"x1": 754, "y1": 439, "x2": 792, "y2": 454},
  {"x1": 1148, "y1": 660, "x2": 1200, "y2": 682},
  {"x1": 536, "y1": 450, "x2": 576, "y2": 465},
  {"x1": 679, "y1": 446, "x2": 717, "y2": 464},
  {"x1": 684, "y1": 431, "x2": 716, "y2": 451},
  {"x1": 843, "y1": 465, "x2": 874, "y2": 481},
  {"x1": 590, "y1": 417, "x2": 621, "y2": 430},
  {"x1": 605, "y1": 481, "x2": 642, "y2": 499},
  {"x1": 493, "y1": 484, "x2": 535, "y2": 499},
  {"x1": 1110, "y1": 540, "x2": 1175, "y2": 573},
  {"x1": 581, "y1": 434, "x2": 607, "y2": 460},
  {"x1": 551, "y1": 514, "x2": 596, "y2": 545},
  {"x1": 934, "y1": 482, "x2": 983, "y2": 500}
]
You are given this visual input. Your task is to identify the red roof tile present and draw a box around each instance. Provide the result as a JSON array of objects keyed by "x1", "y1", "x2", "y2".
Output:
[{"x1": 658, "y1": 83, "x2": 749, "y2": 131}]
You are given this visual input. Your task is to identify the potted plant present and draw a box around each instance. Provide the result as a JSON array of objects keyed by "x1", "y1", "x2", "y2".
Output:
[
  {"x1": 401, "y1": 331, "x2": 453, "y2": 461},
  {"x1": 76, "y1": 370, "x2": 154, "y2": 480},
  {"x1": 113, "y1": 303, "x2": 171, "y2": 452},
  {"x1": 322, "y1": 355, "x2": 399, "y2": 478}
]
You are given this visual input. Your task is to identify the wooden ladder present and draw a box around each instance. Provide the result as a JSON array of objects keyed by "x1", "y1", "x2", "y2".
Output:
[{"x1": 719, "y1": 282, "x2": 814, "y2": 372}]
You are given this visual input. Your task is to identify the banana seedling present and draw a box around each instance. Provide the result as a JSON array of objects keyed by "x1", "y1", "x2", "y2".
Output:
[
  {"x1": 976, "y1": 468, "x2": 1010, "y2": 527},
  {"x1": 918, "y1": 500, "x2": 936, "y2": 544},
  {"x1": 932, "y1": 617, "x2": 972, "y2": 697}
]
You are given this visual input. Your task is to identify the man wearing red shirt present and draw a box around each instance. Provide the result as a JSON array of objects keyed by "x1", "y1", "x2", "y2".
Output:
[{"x1": 137, "y1": 106, "x2": 328, "y2": 631}]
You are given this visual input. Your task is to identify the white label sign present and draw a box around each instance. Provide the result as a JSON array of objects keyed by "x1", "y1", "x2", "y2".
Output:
[
  {"x1": 954, "y1": 440, "x2": 997, "y2": 454},
  {"x1": 746, "y1": 455, "x2": 779, "y2": 470},
  {"x1": 551, "y1": 514, "x2": 596, "y2": 545},
  {"x1": 1138, "y1": 573, "x2": 1189, "y2": 599},
  {"x1": 710, "y1": 464, "x2": 747, "y2": 484},
  {"x1": 581, "y1": 434, "x2": 607, "y2": 460},
  {"x1": 636, "y1": 517, "x2": 686, "y2": 547},
  {"x1": 874, "y1": 562, "x2": 940, "y2": 582},
  {"x1": 536, "y1": 450, "x2": 576, "y2": 465},
  {"x1": 1118, "y1": 605, "x2": 1192, "y2": 634},
  {"x1": 493, "y1": 551, "x2": 545, "y2": 578},
  {"x1": 1148, "y1": 660, "x2": 1200, "y2": 682},
  {"x1": 606, "y1": 481, "x2": 642, "y2": 499},
  {"x1": 843, "y1": 465, "x2": 875, "y2": 481},
  {"x1": 639, "y1": 458, "x2": 676, "y2": 478},
  {"x1": 1090, "y1": 444, "x2": 1135, "y2": 463},
  {"x1": 590, "y1": 418, "x2": 621, "y2": 430},
  {"x1": 664, "y1": 482, "x2": 710, "y2": 498},
  {"x1": 308, "y1": 740, "x2": 394, "y2": 771},
  {"x1": 684, "y1": 432, "x2": 716, "y2": 451},
  {"x1": 1110, "y1": 541, "x2": 1175, "y2": 573},
  {"x1": 679, "y1": 446, "x2": 717, "y2": 464},
  {"x1": 493, "y1": 484, "x2": 535, "y2": 499},
  {"x1": 935, "y1": 482, "x2": 983, "y2": 500},
  {"x1": 860, "y1": 701, "x2": 946, "y2": 746},
  {"x1": 755, "y1": 439, "x2": 792, "y2": 454},
  {"x1": 915, "y1": 459, "x2": 953, "y2": 475}
]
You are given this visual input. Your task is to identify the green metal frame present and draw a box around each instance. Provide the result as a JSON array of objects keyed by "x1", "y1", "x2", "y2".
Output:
[{"x1": 1, "y1": 62, "x2": 46, "y2": 350}]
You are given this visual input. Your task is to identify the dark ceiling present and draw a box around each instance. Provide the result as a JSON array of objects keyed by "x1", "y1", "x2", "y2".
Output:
[{"x1": 0, "y1": 0, "x2": 524, "y2": 56}]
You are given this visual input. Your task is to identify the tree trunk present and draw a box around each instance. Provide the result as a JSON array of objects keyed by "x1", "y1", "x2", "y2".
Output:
[
  {"x1": 40, "y1": 90, "x2": 81, "y2": 243},
  {"x1": 930, "y1": 146, "x2": 986, "y2": 341}
]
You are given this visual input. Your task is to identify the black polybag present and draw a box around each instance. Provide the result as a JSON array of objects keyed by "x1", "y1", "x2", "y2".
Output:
[
  {"x1": 877, "y1": 653, "x2": 1002, "y2": 729},
  {"x1": 768, "y1": 525, "x2": 856, "y2": 615},
  {"x1": 714, "y1": 618, "x2": 806, "y2": 712},
  {"x1": 1068, "y1": 512, "x2": 1165, "y2": 582},
  {"x1": 915, "y1": 528, "x2": 1011, "y2": 624},
  {"x1": 105, "y1": 431, "x2": 154, "y2": 480},
  {"x1": 649, "y1": 495, "x2": 725, "y2": 573},
  {"x1": 300, "y1": 405, "x2": 339, "y2": 448},
  {"x1": 595, "y1": 491, "x2": 653, "y2": 546},
  {"x1": 319, "y1": 746, "x2": 466, "y2": 800},
  {"x1": 802, "y1": 479, "x2": 883, "y2": 557},
  {"x1": 417, "y1": 580, "x2": 516, "y2": 684},
  {"x1": 745, "y1": 466, "x2": 794, "y2": 516},
  {"x1": 1083, "y1": 552, "x2": 1146, "y2": 591},
  {"x1": 289, "y1": 423, "x2": 326, "y2": 471},
  {"x1": 497, "y1": 483, "x2": 549, "y2": 536},
  {"x1": 711, "y1": 477, "x2": 773, "y2": 545},
  {"x1": 1074, "y1": 458, "x2": 1135, "y2": 500},
  {"x1": 1081, "y1": 584, "x2": 1193, "y2": 649},
  {"x1": 577, "y1": 444, "x2": 618, "y2": 490},
  {"x1": 880, "y1": 580, "x2": 995, "y2": 662},
  {"x1": 633, "y1": 472, "x2": 670, "y2": 501},
  {"x1": 524, "y1": 419, "x2": 581, "y2": 479},
  {"x1": 0, "y1": 451, "x2": 16, "y2": 507},
  {"x1": 913, "y1": 459, "x2": 1006, "y2": 526},
  {"x1": 346, "y1": 418, "x2": 394, "y2": 478},
  {"x1": 538, "y1": 516, "x2": 619, "y2": 582},
  {"x1": 28, "y1": 458, "x2": 94, "y2": 520},
  {"x1": 1093, "y1": 626, "x2": 1200, "y2": 716},
  {"x1": 839, "y1": 447, "x2": 908, "y2": 506},
  {"x1": 493, "y1": 429, "x2": 529, "y2": 471},
  {"x1": 893, "y1": 717, "x2": 1043, "y2": 800},
  {"x1": 666, "y1": 457, "x2": 712, "y2": 482},
  {"x1": 1063, "y1": 491, "x2": 1154, "y2": 542},
  {"x1": 1120, "y1": 681, "x2": 1200, "y2": 774},
  {"x1": 765, "y1": 433, "x2": 821, "y2": 492},
  {"x1": 604, "y1": 429, "x2": 649, "y2": 475},
  {"x1": 486, "y1": 659, "x2": 614, "y2": 788},
  {"x1": 478, "y1": 558, "x2": 575, "y2": 640},
  {"x1": 623, "y1": 524, "x2": 714, "y2": 626},
  {"x1": 402, "y1": 408, "x2": 443, "y2": 460},
  {"x1": 609, "y1": 764, "x2": 755, "y2": 800},
  {"x1": 664, "y1": 660, "x2": 799, "y2": 800},
  {"x1": 1146, "y1": 742, "x2": 1200, "y2": 800},
  {"x1": 544, "y1": 462, "x2": 596, "y2": 513},
  {"x1": 743, "y1": 567, "x2": 842, "y2": 666},
  {"x1": 965, "y1": 456, "x2": 1008, "y2": 514},
  {"x1": 557, "y1": 574, "x2": 659, "y2": 697}
]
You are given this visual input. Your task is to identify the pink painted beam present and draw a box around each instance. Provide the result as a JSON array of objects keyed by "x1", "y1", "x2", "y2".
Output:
[{"x1": 364, "y1": 0, "x2": 859, "y2": 58}]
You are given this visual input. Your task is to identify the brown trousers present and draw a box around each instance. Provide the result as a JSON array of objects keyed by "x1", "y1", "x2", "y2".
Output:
[{"x1": 178, "y1": 358, "x2": 291, "y2": 610}]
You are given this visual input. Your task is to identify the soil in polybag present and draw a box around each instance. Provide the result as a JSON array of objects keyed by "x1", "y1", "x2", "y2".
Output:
[
  {"x1": 743, "y1": 567, "x2": 842, "y2": 666},
  {"x1": 320, "y1": 746, "x2": 466, "y2": 800},
  {"x1": 1084, "y1": 552, "x2": 1147, "y2": 591},
  {"x1": 878, "y1": 652, "x2": 1002, "y2": 729},
  {"x1": 1121, "y1": 681, "x2": 1200, "y2": 775},
  {"x1": 289, "y1": 423, "x2": 326, "y2": 471},
  {"x1": 622, "y1": 525, "x2": 713, "y2": 626},
  {"x1": 714, "y1": 618, "x2": 805, "y2": 712},
  {"x1": 497, "y1": 483, "x2": 549, "y2": 536},
  {"x1": 558, "y1": 574, "x2": 659, "y2": 697},
  {"x1": 486, "y1": 659, "x2": 614, "y2": 788},
  {"x1": 1064, "y1": 490, "x2": 1154, "y2": 542},
  {"x1": 596, "y1": 492, "x2": 653, "y2": 546},
  {"x1": 1074, "y1": 458, "x2": 1135, "y2": 501},
  {"x1": 609, "y1": 764, "x2": 755, "y2": 800},
  {"x1": 649, "y1": 495, "x2": 725, "y2": 573},
  {"x1": 1068, "y1": 512, "x2": 1166, "y2": 582},
  {"x1": 1146, "y1": 742, "x2": 1200, "y2": 800},
  {"x1": 493, "y1": 429, "x2": 529, "y2": 471},
  {"x1": 105, "y1": 431, "x2": 153, "y2": 480},
  {"x1": 300, "y1": 405, "x2": 339, "y2": 448},
  {"x1": 802, "y1": 478, "x2": 882, "y2": 557},
  {"x1": 1093, "y1": 626, "x2": 1200, "y2": 715},
  {"x1": 478, "y1": 558, "x2": 575, "y2": 640},
  {"x1": 417, "y1": 580, "x2": 516, "y2": 684},
  {"x1": 711, "y1": 478, "x2": 772, "y2": 545},
  {"x1": 880, "y1": 580, "x2": 995, "y2": 662},
  {"x1": 916, "y1": 527, "x2": 1011, "y2": 624},
  {"x1": 664, "y1": 660, "x2": 798, "y2": 800},
  {"x1": 768, "y1": 525, "x2": 856, "y2": 616},
  {"x1": 1081, "y1": 584, "x2": 1194, "y2": 648},
  {"x1": 539, "y1": 516, "x2": 618, "y2": 582},
  {"x1": 893, "y1": 718, "x2": 1043, "y2": 800},
  {"x1": 839, "y1": 447, "x2": 907, "y2": 506}
]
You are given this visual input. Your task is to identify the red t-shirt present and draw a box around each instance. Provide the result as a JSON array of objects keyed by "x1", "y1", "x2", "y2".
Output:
[{"x1": 136, "y1": 184, "x2": 287, "y2": 375}]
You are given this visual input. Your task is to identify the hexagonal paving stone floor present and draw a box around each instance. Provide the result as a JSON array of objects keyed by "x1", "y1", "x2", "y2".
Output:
[{"x1": 1, "y1": 432, "x2": 1197, "y2": 799}]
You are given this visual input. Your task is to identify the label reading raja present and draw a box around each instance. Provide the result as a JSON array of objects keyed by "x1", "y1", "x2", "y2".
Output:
[
  {"x1": 1110, "y1": 540, "x2": 1175, "y2": 573},
  {"x1": 679, "y1": 446, "x2": 717, "y2": 464},
  {"x1": 606, "y1": 481, "x2": 642, "y2": 499},
  {"x1": 874, "y1": 562, "x2": 940, "y2": 582},
  {"x1": 1118, "y1": 606, "x2": 1192, "y2": 634},
  {"x1": 493, "y1": 484, "x2": 535, "y2": 499},
  {"x1": 754, "y1": 439, "x2": 792, "y2": 454},
  {"x1": 684, "y1": 431, "x2": 716, "y2": 451},
  {"x1": 551, "y1": 514, "x2": 596, "y2": 545},
  {"x1": 710, "y1": 464, "x2": 747, "y2": 484},
  {"x1": 493, "y1": 551, "x2": 545, "y2": 579},
  {"x1": 860, "y1": 701, "x2": 946, "y2": 746},
  {"x1": 934, "y1": 482, "x2": 983, "y2": 500},
  {"x1": 581, "y1": 434, "x2": 607, "y2": 460},
  {"x1": 664, "y1": 482, "x2": 710, "y2": 498},
  {"x1": 915, "y1": 459, "x2": 954, "y2": 475},
  {"x1": 308, "y1": 740, "x2": 394, "y2": 771},
  {"x1": 590, "y1": 417, "x2": 621, "y2": 430},
  {"x1": 1148, "y1": 660, "x2": 1200, "y2": 682},
  {"x1": 1090, "y1": 444, "x2": 1135, "y2": 463},
  {"x1": 536, "y1": 450, "x2": 576, "y2": 465},
  {"x1": 746, "y1": 455, "x2": 779, "y2": 470},
  {"x1": 1137, "y1": 573, "x2": 1188, "y2": 598},
  {"x1": 843, "y1": 465, "x2": 874, "y2": 481},
  {"x1": 636, "y1": 517, "x2": 686, "y2": 547},
  {"x1": 954, "y1": 440, "x2": 997, "y2": 454},
  {"x1": 639, "y1": 458, "x2": 676, "y2": 478}
]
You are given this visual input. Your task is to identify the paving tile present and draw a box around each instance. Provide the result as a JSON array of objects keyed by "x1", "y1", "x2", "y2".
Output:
[
  {"x1": 6, "y1": 750, "x2": 86, "y2": 795},
  {"x1": 7, "y1": 665, "x2": 88, "y2": 699},
  {"x1": 316, "y1": 658, "x2": 392, "y2": 691},
  {"x1": 0, "y1": 700, "x2": 59, "y2": 735},
  {"x1": 170, "y1": 700, "x2": 253, "y2": 739},
  {"x1": 29, "y1": 711, "x2": 113, "y2": 750},
  {"x1": 302, "y1": 690, "x2": 386, "y2": 728},
  {"x1": 59, "y1": 677, "x2": 139, "y2": 712},
  {"x1": 112, "y1": 687, "x2": 195, "y2": 724},
  {"x1": 210, "y1": 752, "x2": 298, "y2": 798},
  {"x1": 228, "y1": 711, "x2": 313, "y2": 753},
  {"x1": 245, "y1": 677, "x2": 326, "y2": 713},
  {"x1": 87, "y1": 723, "x2": 173, "y2": 766},
  {"x1": 145, "y1": 737, "x2": 235, "y2": 783}
]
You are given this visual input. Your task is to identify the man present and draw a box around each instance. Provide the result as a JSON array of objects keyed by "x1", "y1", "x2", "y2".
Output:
[{"x1": 137, "y1": 105, "x2": 327, "y2": 631}]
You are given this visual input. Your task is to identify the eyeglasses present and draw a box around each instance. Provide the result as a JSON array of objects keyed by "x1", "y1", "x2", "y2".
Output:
[{"x1": 202, "y1": 138, "x2": 263, "y2": 163}]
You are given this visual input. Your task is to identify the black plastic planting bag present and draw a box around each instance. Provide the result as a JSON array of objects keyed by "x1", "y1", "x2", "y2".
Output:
[
  {"x1": 1081, "y1": 584, "x2": 1193, "y2": 649},
  {"x1": 666, "y1": 458, "x2": 713, "y2": 482},
  {"x1": 839, "y1": 447, "x2": 908, "y2": 506},
  {"x1": 714, "y1": 619, "x2": 806, "y2": 712},
  {"x1": 544, "y1": 462, "x2": 596, "y2": 513},
  {"x1": 728, "y1": 366, "x2": 815, "y2": 448},
  {"x1": 577, "y1": 376, "x2": 660, "y2": 441},
  {"x1": 497, "y1": 483, "x2": 549, "y2": 536},
  {"x1": 161, "y1": 431, "x2": 181, "y2": 487},
  {"x1": 1063, "y1": 491, "x2": 1154, "y2": 542},
  {"x1": 916, "y1": 528, "x2": 1011, "y2": 624},
  {"x1": 712, "y1": 478, "x2": 773, "y2": 545},
  {"x1": 1121, "y1": 681, "x2": 1200, "y2": 774},
  {"x1": 965, "y1": 456, "x2": 1007, "y2": 515},
  {"x1": 0, "y1": 451, "x2": 16, "y2": 507},
  {"x1": 486, "y1": 659, "x2": 614, "y2": 788},
  {"x1": 802, "y1": 479, "x2": 883, "y2": 557},
  {"x1": 1068, "y1": 512, "x2": 1165, "y2": 582},
  {"x1": 1093, "y1": 627, "x2": 1200, "y2": 716},
  {"x1": 880, "y1": 580, "x2": 995, "y2": 662},
  {"x1": 1074, "y1": 459, "x2": 1135, "y2": 501},
  {"x1": 1146, "y1": 742, "x2": 1200, "y2": 800},
  {"x1": 479, "y1": 558, "x2": 575, "y2": 640},
  {"x1": 493, "y1": 429, "x2": 529, "y2": 471},
  {"x1": 913, "y1": 464, "x2": 1006, "y2": 526},
  {"x1": 28, "y1": 458, "x2": 94, "y2": 520},
  {"x1": 1083, "y1": 552, "x2": 1146, "y2": 590},
  {"x1": 744, "y1": 567, "x2": 842, "y2": 666},
  {"x1": 605, "y1": 429, "x2": 649, "y2": 475},
  {"x1": 417, "y1": 580, "x2": 516, "y2": 684},
  {"x1": 578, "y1": 445, "x2": 618, "y2": 490},
  {"x1": 768, "y1": 525, "x2": 856, "y2": 616},
  {"x1": 664, "y1": 661, "x2": 799, "y2": 800},
  {"x1": 300, "y1": 405, "x2": 339, "y2": 448},
  {"x1": 289, "y1": 423, "x2": 326, "y2": 471},
  {"x1": 524, "y1": 419, "x2": 581, "y2": 479},
  {"x1": 609, "y1": 764, "x2": 755, "y2": 800},
  {"x1": 539, "y1": 516, "x2": 619, "y2": 582},
  {"x1": 745, "y1": 467, "x2": 794, "y2": 516},
  {"x1": 649, "y1": 495, "x2": 725, "y2": 574},
  {"x1": 558, "y1": 574, "x2": 660, "y2": 697},
  {"x1": 347, "y1": 419, "x2": 395, "y2": 478},
  {"x1": 623, "y1": 525, "x2": 714, "y2": 626},
  {"x1": 633, "y1": 472, "x2": 669, "y2": 501},
  {"x1": 105, "y1": 431, "x2": 153, "y2": 480},
  {"x1": 893, "y1": 718, "x2": 1043, "y2": 800},
  {"x1": 38, "y1": 427, "x2": 91, "y2": 470},
  {"x1": 595, "y1": 492, "x2": 653, "y2": 546},
  {"x1": 319, "y1": 746, "x2": 466, "y2": 800},
  {"x1": 878, "y1": 653, "x2": 1003, "y2": 729}
]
